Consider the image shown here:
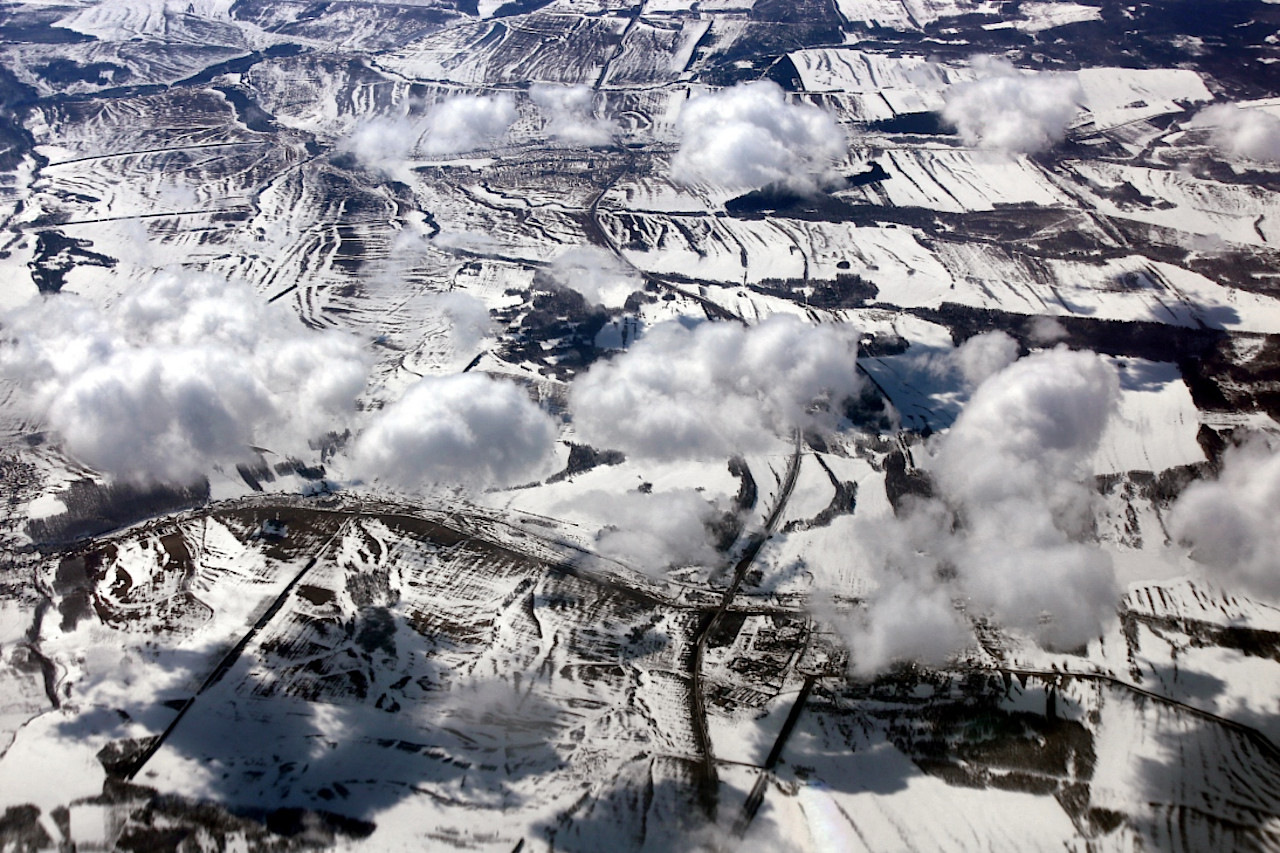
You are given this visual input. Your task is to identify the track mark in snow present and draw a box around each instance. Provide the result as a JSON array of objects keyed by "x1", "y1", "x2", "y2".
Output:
[
  {"x1": 125, "y1": 517, "x2": 351, "y2": 780},
  {"x1": 689, "y1": 432, "x2": 803, "y2": 817}
]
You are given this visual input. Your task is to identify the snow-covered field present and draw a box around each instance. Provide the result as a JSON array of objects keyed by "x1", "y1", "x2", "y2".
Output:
[{"x1": 2, "y1": 0, "x2": 1280, "y2": 849}]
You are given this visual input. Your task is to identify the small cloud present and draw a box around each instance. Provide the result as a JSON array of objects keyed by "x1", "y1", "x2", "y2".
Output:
[
  {"x1": 1192, "y1": 103, "x2": 1280, "y2": 164},
  {"x1": 421, "y1": 92, "x2": 517, "y2": 155},
  {"x1": 569, "y1": 315, "x2": 863, "y2": 460},
  {"x1": 890, "y1": 330, "x2": 1020, "y2": 395},
  {"x1": 366, "y1": 222, "x2": 495, "y2": 354},
  {"x1": 557, "y1": 487, "x2": 724, "y2": 575},
  {"x1": 530, "y1": 84, "x2": 617, "y2": 146},
  {"x1": 338, "y1": 93, "x2": 517, "y2": 172},
  {"x1": 941, "y1": 56, "x2": 1082, "y2": 154},
  {"x1": 954, "y1": 330, "x2": 1019, "y2": 388},
  {"x1": 430, "y1": 229, "x2": 503, "y2": 255},
  {"x1": 1028, "y1": 315, "x2": 1069, "y2": 345},
  {"x1": 432, "y1": 291, "x2": 494, "y2": 354},
  {"x1": 349, "y1": 373, "x2": 559, "y2": 489},
  {"x1": 546, "y1": 246, "x2": 642, "y2": 310},
  {"x1": 1170, "y1": 434, "x2": 1280, "y2": 597},
  {"x1": 842, "y1": 577, "x2": 971, "y2": 678},
  {"x1": 337, "y1": 114, "x2": 424, "y2": 173},
  {"x1": 671, "y1": 81, "x2": 847, "y2": 194},
  {"x1": 0, "y1": 272, "x2": 368, "y2": 485},
  {"x1": 826, "y1": 347, "x2": 1122, "y2": 674}
]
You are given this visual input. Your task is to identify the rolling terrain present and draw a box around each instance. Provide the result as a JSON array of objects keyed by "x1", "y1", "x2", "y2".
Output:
[{"x1": 2, "y1": 0, "x2": 1280, "y2": 850}]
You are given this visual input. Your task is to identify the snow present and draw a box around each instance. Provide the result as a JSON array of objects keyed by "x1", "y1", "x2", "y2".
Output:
[
  {"x1": 1069, "y1": 160, "x2": 1280, "y2": 249},
  {"x1": 1077, "y1": 68, "x2": 1214, "y2": 132},
  {"x1": 25, "y1": 493, "x2": 67, "y2": 520},
  {"x1": 52, "y1": 0, "x2": 265, "y2": 46},
  {"x1": 844, "y1": 148, "x2": 1072, "y2": 212},
  {"x1": 1014, "y1": 1, "x2": 1101, "y2": 33},
  {"x1": 1089, "y1": 678, "x2": 1280, "y2": 829},
  {"x1": 1124, "y1": 578, "x2": 1280, "y2": 634},
  {"x1": 381, "y1": 15, "x2": 629, "y2": 86},
  {"x1": 3, "y1": 2, "x2": 1280, "y2": 849},
  {"x1": 788, "y1": 49, "x2": 972, "y2": 111},
  {"x1": 793, "y1": 784, "x2": 869, "y2": 851},
  {"x1": 69, "y1": 804, "x2": 109, "y2": 849},
  {"x1": 779, "y1": 719, "x2": 1081, "y2": 852},
  {"x1": 0, "y1": 711, "x2": 107, "y2": 841},
  {"x1": 612, "y1": 215, "x2": 953, "y2": 289},
  {"x1": 831, "y1": 0, "x2": 1000, "y2": 30},
  {"x1": 1091, "y1": 359, "x2": 1205, "y2": 475}
]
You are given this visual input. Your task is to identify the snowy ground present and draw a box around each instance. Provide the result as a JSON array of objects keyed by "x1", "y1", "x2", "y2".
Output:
[{"x1": 3, "y1": 0, "x2": 1280, "y2": 849}]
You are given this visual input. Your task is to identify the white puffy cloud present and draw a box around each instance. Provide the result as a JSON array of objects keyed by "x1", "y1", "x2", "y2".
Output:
[
  {"x1": 349, "y1": 372, "x2": 558, "y2": 488},
  {"x1": 429, "y1": 228, "x2": 504, "y2": 255},
  {"x1": 941, "y1": 57, "x2": 1082, "y2": 154},
  {"x1": 570, "y1": 315, "x2": 863, "y2": 460},
  {"x1": 0, "y1": 272, "x2": 368, "y2": 484},
  {"x1": 831, "y1": 347, "x2": 1121, "y2": 674},
  {"x1": 670, "y1": 81, "x2": 847, "y2": 194},
  {"x1": 932, "y1": 346, "x2": 1118, "y2": 508},
  {"x1": 1170, "y1": 436, "x2": 1280, "y2": 598},
  {"x1": 46, "y1": 351, "x2": 264, "y2": 483},
  {"x1": 432, "y1": 290, "x2": 494, "y2": 354},
  {"x1": 1193, "y1": 103, "x2": 1280, "y2": 164},
  {"x1": 530, "y1": 84, "x2": 617, "y2": 146},
  {"x1": 842, "y1": 580, "x2": 972, "y2": 678},
  {"x1": 559, "y1": 487, "x2": 724, "y2": 574},
  {"x1": 1029, "y1": 316, "x2": 1069, "y2": 345},
  {"x1": 899, "y1": 330, "x2": 1020, "y2": 392},
  {"x1": 832, "y1": 498, "x2": 972, "y2": 676},
  {"x1": 421, "y1": 93, "x2": 517, "y2": 155},
  {"x1": 338, "y1": 115, "x2": 423, "y2": 173},
  {"x1": 954, "y1": 330, "x2": 1019, "y2": 387},
  {"x1": 934, "y1": 347, "x2": 1121, "y2": 645},
  {"x1": 339, "y1": 93, "x2": 517, "y2": 171},
  {"x1": 546, "y1": 246, "x2": 642, "y2": 310}
]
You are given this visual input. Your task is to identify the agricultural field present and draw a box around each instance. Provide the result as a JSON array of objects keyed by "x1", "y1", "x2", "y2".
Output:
[{"x1": 1, "y1": 0, "x2": 1280, "y2": 849}]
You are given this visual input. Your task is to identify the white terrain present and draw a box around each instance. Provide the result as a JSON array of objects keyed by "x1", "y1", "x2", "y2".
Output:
[{"x1": 1, "y1": 0, "x2": 1280, "y2": 850}]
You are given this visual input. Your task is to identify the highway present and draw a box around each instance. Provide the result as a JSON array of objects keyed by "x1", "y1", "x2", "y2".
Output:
[{"x1": 688, "y1": 432, "x2": 804, "y2": 818}]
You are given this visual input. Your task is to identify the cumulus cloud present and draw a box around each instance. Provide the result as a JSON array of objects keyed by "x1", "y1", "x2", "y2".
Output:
[
  {"x1": 429, "y1": 228, "x2": 504, "y2": 256},
  {"x1": 0, "y1": 273, "x2": 367, "y2": 484},
  {"x1": 832, "y1": 347, "x2": 1121, "y2": 674},
  {"x1": 833, "y1": 498, "x2": 972, "y2": 677},
  {"x1": 349, "y1": 373, "x2": 558, "y2": 488},
  {"x1": 1170, "y1": 435, "x2": 1280, "y2": 598},
  {"x1": 932, "y1": 346, "x2": 1117, "y2": 509},
  {"x1": 339, "y1": 93, "x2": 516, "y2": 171},
  {"x1": 670, "y1": 81, "x2": 847, "y2": 194},
  {"x1": 421, "y1": 93, "x2": 517, "y2": 155},
  {"x1": 905, "y1": 330, "x2": 1020, "y2": 390},
  {"x1": 932, "y1": 347, "x2": 1121, "y2": 645},
  {"x1": 530, "y1": 84, "x2": 617, "y2": 146},
  {"x1": 843, "y1": 579, "x2": 972, "y2": 678},
  {"x1": 1028, "y1": 316, "x2": 1069, "y2": 345},
  {"x1": 338, "y1": 115, "x2": 424, "y2": 173},
  {"x1": 1193, "y1": 103, "x2": 1280, "y2": 164},
  {"x1": 432, "y1": 290, "x2": 494, "y2": 354},
  {"x1": 954, "y1": 330, "x2": 1019, "y2": 387},
  {"x1": 559, "y1": 487, "x2": 724, "y2": 574},
  {"x1": 570, "y1": 315, "x2": 862, "y2": 460},
  {"x1": 941, "y1": 57, "x2": 1082, "y2": 154},
  {"x1": 546, "y1": 246, "x2": 642, "y2": 310}
]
